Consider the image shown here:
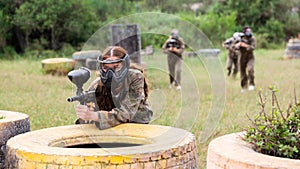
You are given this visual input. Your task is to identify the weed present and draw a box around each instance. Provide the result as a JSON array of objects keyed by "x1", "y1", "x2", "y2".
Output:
[{"x1": 244, "y1": 86, "x2": 300, "y2": 159}]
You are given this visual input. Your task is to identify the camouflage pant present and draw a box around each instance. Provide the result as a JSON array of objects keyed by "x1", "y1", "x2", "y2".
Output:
[
  {"x1": 239, "y1": 54, "x2": 255, "y2": 89},
  {"x1": 226, "y1": 51, "x2": 239, "y2": 77},
  {"x1": 167, "y1": 53, "x2": 182, "y2": 86}
]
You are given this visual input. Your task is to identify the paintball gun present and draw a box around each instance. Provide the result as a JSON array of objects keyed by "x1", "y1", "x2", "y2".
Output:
[
  {"x1": 166, "y1": 38, "x2": 181, "y2": 49},
  {"x1": 66, "y1": 67, "x2": 96, "y2": 107},
  {"x1": 233, "y1": 32, "x2": 248, "y2": 43}
]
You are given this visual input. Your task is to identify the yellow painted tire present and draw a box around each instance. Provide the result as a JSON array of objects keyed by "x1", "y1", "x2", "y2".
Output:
[
  {"x1": 41, "y1": 58, "x2": 75, "y2": 75},
  {"x1": 6, "y1": 124, "x2": 197, "y2": 168},
  {"x1": 0, "y1": 110, "x2": 30, "y2": 168}
]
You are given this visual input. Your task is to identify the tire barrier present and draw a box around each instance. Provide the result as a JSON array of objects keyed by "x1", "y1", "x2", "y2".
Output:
[
  {"x1": 207, "y1": 132, "x2": 300, "y2": 169},
  {"x1": 85, "y1": 58, "x2": 98, "y2": 70},
  {"x1": 0, "y1": 110, "x2": 30, "y2": 169},
  {"x1": 197, "y1": 49, "x2": 220, "y2": 57},
  {"x1": 41, "y1": 58, "x2": 75, "y2": 75},
  {"x1": 6, "y1": 124, "x2": 197, "y2": 169},
  {"x1": 72, "y1": 50, "x2": 101, "y2": 70},
  {"x1": 284, "y1": 38, "x2": 300, "y2": 59}
]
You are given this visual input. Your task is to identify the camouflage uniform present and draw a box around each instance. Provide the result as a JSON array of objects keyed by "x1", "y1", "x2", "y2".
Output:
[
  {"x1": 239, "y1": 35, "x2": 256, "y2": 89},
  {"x1": 223, "y1": 37, "x2": 240, "y2": 77},
  {"x1": 83, "y1": 68, "x2": 153, "y2": 130},
  {"x1": 162, "y1": 36, "x2": 185, "y2": 87}
]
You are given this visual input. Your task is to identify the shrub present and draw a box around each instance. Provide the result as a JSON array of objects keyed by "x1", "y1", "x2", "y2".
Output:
[
  {"x1": 1, "y1": 46, "x2": 18, "y2": 60},
  {"x1": 244, "y1": 86, "x2": 300, "y2": 159}
]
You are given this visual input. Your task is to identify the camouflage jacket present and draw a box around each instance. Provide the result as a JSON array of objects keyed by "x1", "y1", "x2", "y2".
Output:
[
  {"x1": 86, "y1": 68, "x2": 153, "y2": 130},
  {"x1": 239, "y1": 36, "x2": 256, "y2": 58},
  {"x1": 222, "y1": 37, "x2": 241, "y2": 59}
]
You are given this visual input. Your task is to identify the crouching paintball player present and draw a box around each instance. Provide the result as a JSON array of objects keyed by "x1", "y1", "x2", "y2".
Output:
[{"x1": 69, "y1": 46, "x2": 153, "y2": 129}]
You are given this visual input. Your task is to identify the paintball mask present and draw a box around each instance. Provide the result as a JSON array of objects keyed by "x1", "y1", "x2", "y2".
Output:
[
  {"x1": 98, "y1": 54, "x2": 130, "y2": 88},
  {"x1": 244, "y1": 29, "x2": 252, "y2": 38},
  {"x1": 233, "y1": 32, "x2": 245, "y2": 41}
]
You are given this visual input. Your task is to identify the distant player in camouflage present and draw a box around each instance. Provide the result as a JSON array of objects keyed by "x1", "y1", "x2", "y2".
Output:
[
  {"x1": 222, "y1": 32, "x2": 243, "y2": 78},
  {"x1": 75, "y1": 46, "x2": 153, "y2": 129},
  {"x1": 236, "y1": 26, "x2": 256, "y2": 92},
  {"x1": 162, "y1": 29, "x2": 185, "y2": 90}
]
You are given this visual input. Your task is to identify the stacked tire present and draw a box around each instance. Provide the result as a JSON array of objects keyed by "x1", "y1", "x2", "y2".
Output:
[
  {"x1": 284, "y1": 38, "x2": 300, "y2": 59},
  {"x1": 72, "y1": 50, "x2": 101, "y2": 70},
  {"x1": 0, "y1": 110, "x2": 30, "y2": 169}
]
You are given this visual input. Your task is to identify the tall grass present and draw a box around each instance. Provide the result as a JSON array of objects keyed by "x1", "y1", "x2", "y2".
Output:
[{"x1": 1, "y1": 49, "x2": 300, "y2": 168}]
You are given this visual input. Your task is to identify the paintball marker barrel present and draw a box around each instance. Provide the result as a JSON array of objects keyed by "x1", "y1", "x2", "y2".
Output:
[
  {"x1": 67, "y1": 90, "x2": 96, "y2": 103},
  {"x1": 67, "y1": 95, "x2": 81, "y2": 102}
]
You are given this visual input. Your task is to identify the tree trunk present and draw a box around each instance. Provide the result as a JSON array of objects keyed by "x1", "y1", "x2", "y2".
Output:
[{"x1": 13, "y1": 26, "x2": 26, "y2": 53}]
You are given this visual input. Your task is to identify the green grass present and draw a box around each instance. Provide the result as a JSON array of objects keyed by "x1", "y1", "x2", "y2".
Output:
[{"x1": 1, "y1": 48, "x2": 300, "y2": 168}]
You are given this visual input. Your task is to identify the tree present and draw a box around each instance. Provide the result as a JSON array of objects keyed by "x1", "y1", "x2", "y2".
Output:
[
  {"x1": 13, "y1": 0, "x2": 99, "y2": 50},
  {"x1": 208, "y1": 0, "x2": 300, "y2": 44},
  {"x1": 0, "y1": 0, "x2": 26, "y2": 52}
]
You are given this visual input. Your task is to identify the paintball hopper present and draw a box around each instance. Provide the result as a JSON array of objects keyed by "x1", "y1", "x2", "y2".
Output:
[
  {"x1": 67, "y1": 67, "x2": 91, "y2": 104},
  {"x1": 68, "y1": 67, "x2": 90, "y2": 88}
]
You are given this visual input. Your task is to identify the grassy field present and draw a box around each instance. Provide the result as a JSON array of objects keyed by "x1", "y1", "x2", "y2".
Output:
[{"x1": 1, "y1": 48, "x2": 300, "y2": 168}]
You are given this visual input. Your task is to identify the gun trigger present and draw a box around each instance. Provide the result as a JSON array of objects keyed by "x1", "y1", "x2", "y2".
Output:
[{"x1": 89, "y1": 102, "x2": 93, "y2": 109}]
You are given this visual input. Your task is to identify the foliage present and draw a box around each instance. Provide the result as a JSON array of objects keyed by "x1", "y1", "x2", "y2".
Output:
[
  {"x1": 257, "y1": 18, "x2": 285, "y2": 43},
  {"x1": 83, "y1": 0, "x2": 136, "y2": 22},
  {"x1": 0, "y1": 0, "x2": 15, "y2": 51},
  {"x1": 244, "y1": 86, "x2": 300, "y2": 159},
  {"x1": 0, "y1": 116, "x2": 4, "y2": 120},
  {"x1": 0, "y1": 10, "x2": 8, "y2": 49},
  {"x1": 179, "y1": 11, "x2": 237, "y2": 45},
  {"x1": 0, "y1": 49, "x2": 299, "y2": 168},
  {"x1": 141, "y1": 34, "x2": 168, "y2": 49},
  {"x1": 209, "y1": 0, "x2": 300, "y2": 44},
  {"x1": 0, "y1": 0, "x2": 300, "y2": 58},
  {"x1": 0, "y1": 46, "x2": 18, "y2": 60},
  {"x1": 13, "y1": 0, "x2": 99, "y2": 50},
  {"x1": 282, "y1": 9, "x2": 300, "y2": 39}
]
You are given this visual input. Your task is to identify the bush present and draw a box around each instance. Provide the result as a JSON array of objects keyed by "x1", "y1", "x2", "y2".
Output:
[
  {"x1": 244, "y1": 86, "x2": 300, "y2": 159},
  {"x1": 23, "y1": 49, "x2": 41, "y2": 60},
  {"x1": 0, "y1": 46, "x2": 18, "y2": 60},
  {"x1": 59, "y1": 43, "x2": 75, "y2": 58}
]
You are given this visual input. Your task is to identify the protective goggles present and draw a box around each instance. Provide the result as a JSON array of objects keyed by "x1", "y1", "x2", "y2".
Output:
[{"x1": 98, "y1": 54, "x2": 130, "y2": 84}]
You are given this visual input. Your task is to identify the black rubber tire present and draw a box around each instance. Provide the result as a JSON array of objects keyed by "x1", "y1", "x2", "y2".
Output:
[
  {"x1": 85, "y1": 58, "x2": 98, "y2": 70},
  {"x1": 72, "y1": 50, "x2": 101, "y2": 68}
]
